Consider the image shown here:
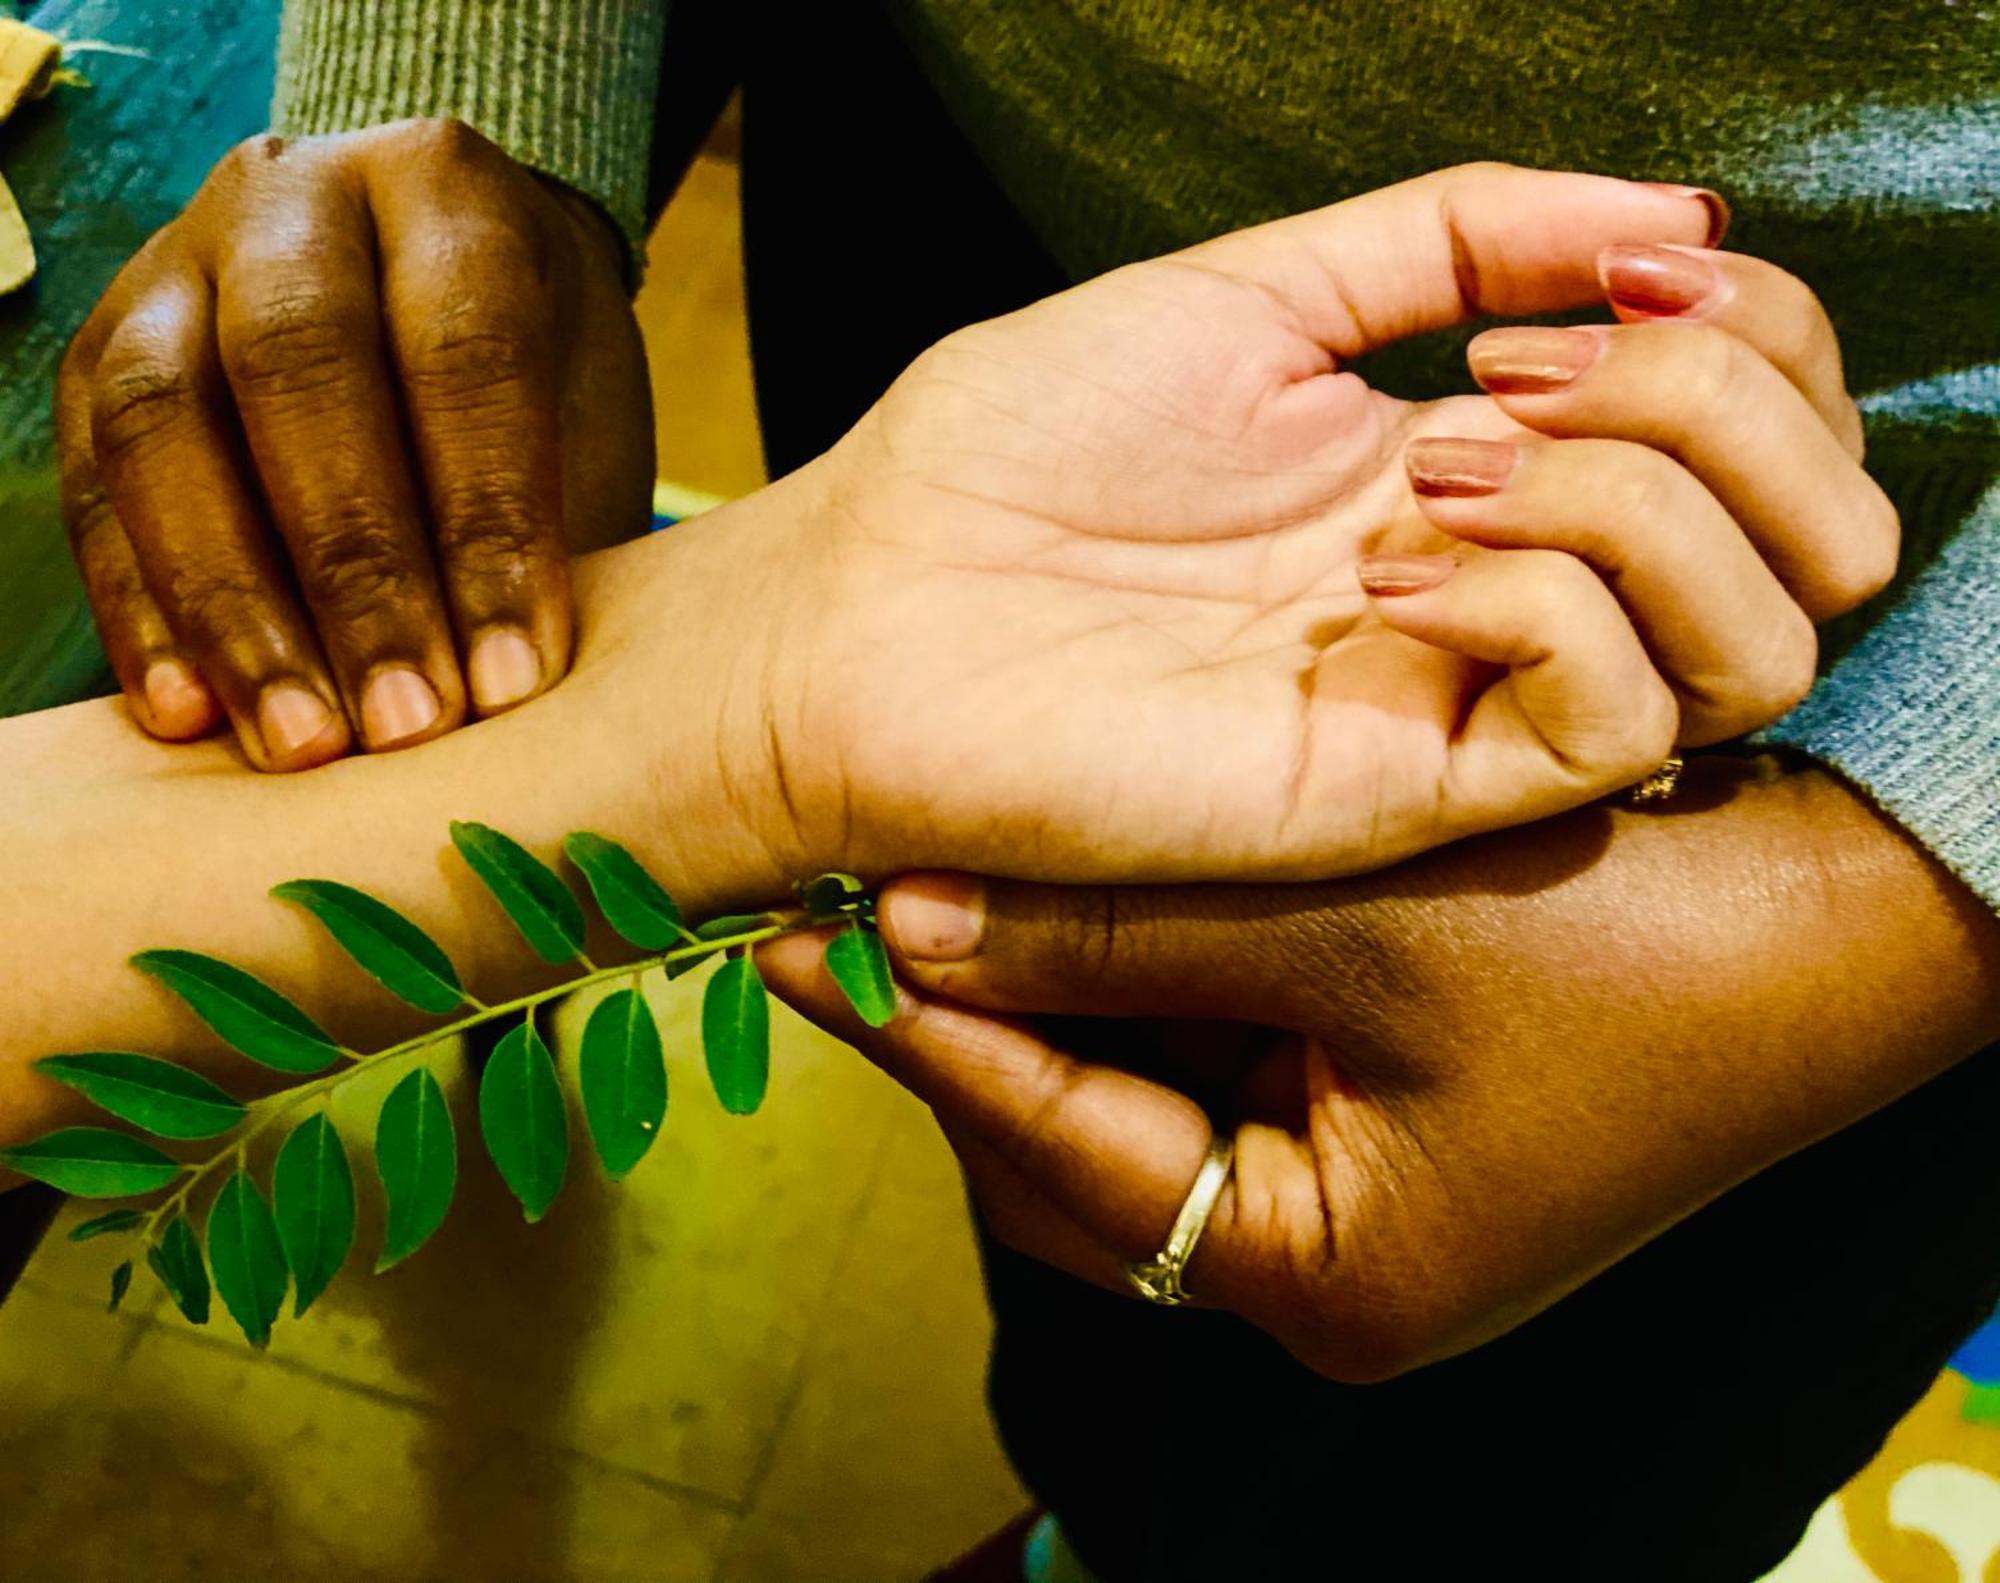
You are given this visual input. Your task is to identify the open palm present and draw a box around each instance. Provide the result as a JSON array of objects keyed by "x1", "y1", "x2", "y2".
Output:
[{"x1": 774, "y1": 167, "x2": 1725, "y2": 883}]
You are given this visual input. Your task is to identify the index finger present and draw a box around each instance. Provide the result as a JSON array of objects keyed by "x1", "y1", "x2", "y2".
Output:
[{"x1": 1182, "y1": 163, "x2": 1724, "y2": 358}]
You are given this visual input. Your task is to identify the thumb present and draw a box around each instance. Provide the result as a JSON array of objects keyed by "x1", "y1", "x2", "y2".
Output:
[
  {"x1": 875, "y1": 872, "x2": 1334, "y2": 1022},
  {"x1": 1186, "y1": 163, "x2": 1726, "y2": 359}
]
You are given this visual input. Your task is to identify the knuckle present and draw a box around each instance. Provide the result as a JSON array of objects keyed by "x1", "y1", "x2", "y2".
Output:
[
  {"x1": 1574, "y1": 442, "x2": 1683, "y2": 545},
  {"x1": 301, "y1": 506, "x2": 424, "y2": 617},
  {"x1": 220, "y1": 286, "x2": 372, "y2": 399},
  {"x1": 398, "y1": 115, "x2": 497, "y2": 167},
  {"x1": 1826, "y1": 487, "x2": 1901, "y2": 608},
  {"x1": 90, "y1": 350, "x2": 200, "y2": 464},
  {"x1": 1667, "y1": 321, "x2": 1745, "y2": 414},
  {"x1": 434, "y1": 499, "x2": 555, "y2": 583},
  {"x1": 152, "y1": 561, "x2": 271, "y2": 651}
]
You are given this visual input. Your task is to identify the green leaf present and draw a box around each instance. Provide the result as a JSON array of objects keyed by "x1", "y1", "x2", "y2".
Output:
[
  {"x1": 826, "y1": 923, "x2": 898, "y2": 1028},
  {"x1": 479, "y1": 1019, "x2": 569, "y2": 1222},
  {"x1": 208, "y1": 1170, "x2": 288, "y2": 1348},
  {"x1": 579, "y1": 988, "x2": 666, "y2": 1181},
  {"x1": 564, "y1": 833, "x2": 686, "y2": 951},
  {"x1": 702, "y1": 956, "x2": 770, "y2": 1116},
  {"x1": 131, "y1": 950, "x2": 340, "y2": 1073},
  {"x1": 270, "y1": 880, "x2": 463, "y2": 1015},
  {"x1": 107, "y1": 1261, "x2": 134, "y2": 1312},
  {"x1": 36, "y1": 1052, "x2": 246, "y2": 1140},
  {"x1": 148, "y1": 1215, "x2": 211, "y2": 1325},
  {"x1": 694, "y1": 913, "x2": 769, "y2": 942},
  {"x1": 272, "y1": 1114, "x2": 356, "y2": 1317},
  {"x1": 662, "y1": 945, "x2": 718, "y2": 982},
  {"x1": 798, "y1": 872, "x2": 872, "y2": 924},
  {"x1": 449, "y1": 821, "x2": 585, "y2": 964},
  {"x1": 68, "y1": 1208, "x2": 147, "y2": 1243},
  {"x1": 0, "y1": 1128, "x2": 180, "y2": 1197},
  {"x1": 374, "y1": 1068, "x2": 456, "y2": 1272}
]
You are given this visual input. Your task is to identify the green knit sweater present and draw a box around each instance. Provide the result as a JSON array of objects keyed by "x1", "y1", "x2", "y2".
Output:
[{"x1": 273, "y1": 0, "x2": 2000, "y2": 912}]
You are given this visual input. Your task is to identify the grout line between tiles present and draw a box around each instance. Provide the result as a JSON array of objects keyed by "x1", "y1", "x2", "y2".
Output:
[{"x1": 713, "y1": 1115, "x2": 906, "y2": 1577}]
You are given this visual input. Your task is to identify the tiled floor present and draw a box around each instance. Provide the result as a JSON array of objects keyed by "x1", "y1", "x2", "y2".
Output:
[
  {"x1": 0, "y1": 972, "x2": 1025, "y2": 1581},
  {"x1": 0, "y1": 132, "x2": 1025, "y2": 1582}
]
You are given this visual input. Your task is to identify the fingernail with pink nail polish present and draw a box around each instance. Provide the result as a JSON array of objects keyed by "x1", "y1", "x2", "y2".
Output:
[
  {"x1": 1599, "y1": 243, "x2": 1724, "y2": 317},
  {"x1": 1467, "y1": 327, "x2": 1602, "y2": 394},
  {"x1": 1641, "y1": 182, "x2": 1733, "y2": 246},
  {"x1": 1406, "y1": 437, "x2": 1518, "y2": 498},
  {"x1": 1358, "y1": 554, "x2": 1457, "y2": 596}
]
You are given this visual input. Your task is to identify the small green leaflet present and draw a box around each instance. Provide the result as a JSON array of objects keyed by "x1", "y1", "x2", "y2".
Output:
[
  {"x1": 826, "y1": 924, "x2": 897, "y2": 1028},
  {"x1": 375, "y1": 1068, "x2": 456, "y2": 1272},
  {"x1": 694, "y1": 913, "x2": 769, "y2": 942},
  {"x1": 36, "y1": 1052, "x2": 246, "y2": 1140},
  {"x1": 564, "y1": 833, "x2": 686, "y2": 951},
  {"x1": 479, "y1": 1018, "x2": 568, "y2": 1222},
  {"x1": 271, "y1": 880, "x2": 464, "y2": 1015},
  {"x1": 449, "y1": 821, "x2": 585, "y2": 964},
  {"x1": 208, "y1": 1170, "x2": 289, "y2": 1348},
  {"x1": 799, "y1": 872, "x2": 872, "y2": 924},
  {"x1": 272, "y1": 1115, "x2": 356, "y2": 1317},
  {"x1": 107, "y1": 1261, "x2": 133, "y2": 1313},
  {"x1": 69, "y1": 1208, "x2": 146, "y2": 1243},
  {"x1": 0, "y1": 1128, "x2": 179, "y2": 1197},
  {"x1": 579, "y1": 988, "x2": 666, "y2": 1181},
  {"x1": 703, "y1": 956, "x2": 770, "y2": 1116},
  {"x1": 148, "y1": 1215, "x2": 211, "y2": 1325},
  {"x1": 131, "y1": 950, "x2": 340, "y2": 1073}
]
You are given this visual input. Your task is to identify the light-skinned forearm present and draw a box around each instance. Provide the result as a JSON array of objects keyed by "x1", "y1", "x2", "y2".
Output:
[{"x1": 0, "y1": 485, "x2": 811, "y2": 1160}]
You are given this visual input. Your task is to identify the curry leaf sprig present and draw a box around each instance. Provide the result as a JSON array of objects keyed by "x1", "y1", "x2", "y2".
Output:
[{"x1": 2, "y1": 824, "x2": 895, "y2": 1346}]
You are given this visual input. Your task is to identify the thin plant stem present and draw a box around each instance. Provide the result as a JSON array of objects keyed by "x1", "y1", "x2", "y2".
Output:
[{"x1": 140, "y1": 920, "x2": 791, "y2": 1238}]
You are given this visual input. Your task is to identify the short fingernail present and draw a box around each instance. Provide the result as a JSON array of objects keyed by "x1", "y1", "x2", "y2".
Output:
[
  {"x1": 1640, "y1": 182, "x2": 1732, "y2": 247},
  {"x1": 1357, "y1": 553, "x2": 1457, "y2": 596},
  {"x1": 360, "y1": 666, "x2": 442, "y2": 748},
  {"x1": 141, "y1": 658, "x2": 215, "y2": 736},
  {"x1": 469, "y1": 628, "x2": 542, "y2": 713},
  {"x1": 1599, "y1": 242, "x2": 1723, "y2": 317},
  {"x1": 1406, "y1": 437, "x2": 1518, "y2": 497},
  {"x1": 1467, "y1": 327, "x2": 1603, "y2": 394},
  {"x1": 881, "y1": 872, "x2": 986, "y2": 962},
  {"x1": 257, "y1": 682, "x2": 337, "y2": 762}
]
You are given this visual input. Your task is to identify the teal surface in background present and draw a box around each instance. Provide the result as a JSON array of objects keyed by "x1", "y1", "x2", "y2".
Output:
[{"x1": 0, "y1": 0, "x2": 278, "y2": 718}]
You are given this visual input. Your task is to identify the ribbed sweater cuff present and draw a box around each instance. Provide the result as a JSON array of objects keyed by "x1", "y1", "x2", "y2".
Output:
[
  {"x1": 1761, "y1": 481, "x2": 2000, "y2": 916},
  {"x1": 272, "y1": 0, "x2": 665, "y2": 264}
]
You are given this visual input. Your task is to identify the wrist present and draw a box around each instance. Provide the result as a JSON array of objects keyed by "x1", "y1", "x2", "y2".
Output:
[{"x1": 562, "y1": 470, "x2": 835, "y2": 915}]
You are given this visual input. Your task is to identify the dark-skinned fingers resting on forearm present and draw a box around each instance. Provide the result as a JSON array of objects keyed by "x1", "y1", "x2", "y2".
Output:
[
  {"x1": 758, "y1": 756, "x2": 2000, "y2": 1383},
  {"x1": 55, "y1": 117, "x2": 654, "y2": 770}
]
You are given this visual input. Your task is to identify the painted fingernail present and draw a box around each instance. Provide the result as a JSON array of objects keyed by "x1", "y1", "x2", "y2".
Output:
[
  {"x1": 360, "y1": 666, "x2": 442, "y2": 748},
  {"x1": 881, "y1": 872, "x2": 986, "y2": 962},
  {"x1": 469, "y1": 628, "x2": 541, "y2": 713},
  {"x1": 257, "y1": 682, "x2": 337, "y2": 762},
  {"x1": 1406, "y1": 437, "x2": 1518, "y2": 497},
  {"x1": 1641, "y1": 182, "x2": 1732, "y2": 246},
  {"x1": 1467, "y1": 326, "x2": 1603, "y2": 394},
  {"x1": 1357, "y1": 554, "x2": 1457, "y2": 596},
  {"x1": 141, "y1": 657, "x2": 215, "y2": 736},
  {"x1": 1599, "y1": 243, "x2": 1723, "y2": 317}
]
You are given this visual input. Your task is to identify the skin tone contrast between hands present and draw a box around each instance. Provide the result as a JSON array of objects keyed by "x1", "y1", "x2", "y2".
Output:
[{"x1": 21, "y1": 136, "x2": 1994, "y2": 1380}]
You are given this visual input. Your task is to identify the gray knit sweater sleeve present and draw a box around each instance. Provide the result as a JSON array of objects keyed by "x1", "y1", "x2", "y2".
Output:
[
  {"x1": 1763, "y1": 477, "x2": 2000, "y2": 915},
  {"x1": 271, "y1": 0, "x2": 667, "y2": 256}
]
